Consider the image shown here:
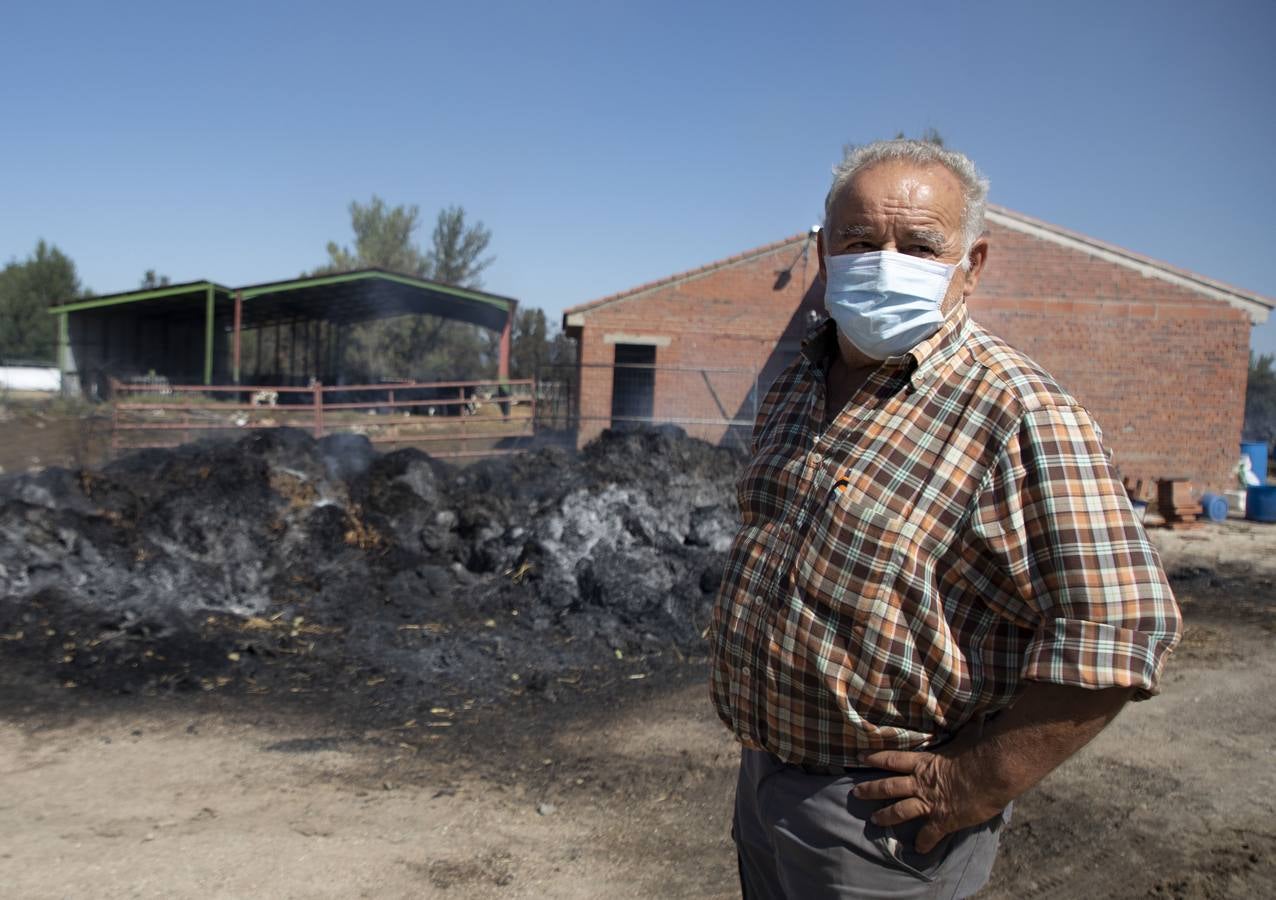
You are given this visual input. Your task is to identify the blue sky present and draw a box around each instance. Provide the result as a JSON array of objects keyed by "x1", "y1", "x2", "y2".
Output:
[{"x1": 4, "y1": 0, "x2": 1275, "y2": 355}]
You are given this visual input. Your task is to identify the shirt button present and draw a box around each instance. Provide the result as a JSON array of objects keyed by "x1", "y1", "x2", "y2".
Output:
[
  {"x1": 754, "y1": 595, "x2": 764, "y2": 605},
  {"x1": 741, "y1": 667, "x2": 751, "y2": 678},
  {"x1": 781, "y1": 523, "x2": 791, "y2": 534},
  {"x1": 812, "y1": 452, "x2": 823, "y2": 464}
]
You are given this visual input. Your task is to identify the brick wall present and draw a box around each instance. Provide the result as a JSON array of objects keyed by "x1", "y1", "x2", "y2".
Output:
[
  {"x1": 972, "y1": 225, "x2": 1251, "y2": 490},
  {"x1": 570, "y1": 223, "x2": 1253, "y2": 490},
  {"x1": 572, "y1": 238, "x2": 819, "y2": 446}
]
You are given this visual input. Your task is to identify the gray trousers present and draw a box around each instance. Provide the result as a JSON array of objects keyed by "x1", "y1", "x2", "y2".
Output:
[{"x1": 732, "y1": 748, "x2": 1004, "y2": 899}]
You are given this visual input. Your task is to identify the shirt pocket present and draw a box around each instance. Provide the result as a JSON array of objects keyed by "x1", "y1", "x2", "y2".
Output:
[{"x1": 794, "y1": 485, "x2": 908, "y2": 619}]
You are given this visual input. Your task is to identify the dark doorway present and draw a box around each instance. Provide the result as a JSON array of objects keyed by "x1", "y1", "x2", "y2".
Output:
[{"x1": 611, "y1": 343, "x2": 656, "y2": 430}]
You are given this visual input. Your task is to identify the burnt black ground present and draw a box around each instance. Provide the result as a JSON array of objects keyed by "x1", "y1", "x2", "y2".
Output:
[{"x1": 0, "y1": 426, "x2": 742, "y2": 729}]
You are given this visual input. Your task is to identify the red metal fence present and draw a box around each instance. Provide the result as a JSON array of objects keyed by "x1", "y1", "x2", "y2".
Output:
[{"x1": 109, "y1": 377, "x2": 535, "y2": 459}]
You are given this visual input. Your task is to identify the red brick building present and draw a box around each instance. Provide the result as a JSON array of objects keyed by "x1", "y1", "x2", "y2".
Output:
[{"x1": 562, "y1": 205, "x2": 1273, "y2": 491}]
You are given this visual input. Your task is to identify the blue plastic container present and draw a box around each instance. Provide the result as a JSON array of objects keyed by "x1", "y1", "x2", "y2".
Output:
[
  {"x1": 1246, "y1": 485, "x2": 1276, "y2": 523},
  {"x1": 1241, "y1": 441, "x2": 1269, "y2": 484},
  {"x1": 1200, "y1": 492, "x2": 1228, "y2": 522}
]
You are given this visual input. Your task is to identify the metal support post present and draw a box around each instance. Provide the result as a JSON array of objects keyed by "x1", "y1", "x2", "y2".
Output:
[
  {"x1": 232, "y1": 290, "x2": 243, "y2": 384},
  {"x1": 204, "y1": 285, "x2": 214, "y2": 385},
  {"x1": 498, "y1": 303, "x2": 513, "y2": 382}
]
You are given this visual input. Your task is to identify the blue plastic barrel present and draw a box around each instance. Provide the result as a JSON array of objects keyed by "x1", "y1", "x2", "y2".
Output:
[
  {"x1": 1246, "y1": 486, "x2": 1276, "y2": 523},
  {"x1": 1241, "y1": 441, "x2": 1269, "y2": 484},
  {"x1": 1200, "y1": 492, "x2": 1228, "y2": 522}
]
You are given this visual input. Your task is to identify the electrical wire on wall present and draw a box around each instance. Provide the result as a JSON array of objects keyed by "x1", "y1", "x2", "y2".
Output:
[{"x1": 771, "y1": 227, "x2": 817, "y2": 292}]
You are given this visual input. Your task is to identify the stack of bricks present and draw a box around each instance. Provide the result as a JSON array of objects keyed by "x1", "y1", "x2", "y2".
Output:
[
  {"x1": 1155, "y1": 478, "x2": 1200, "y2": 529},
  {"x1": 1123, "y1": 477, "x2": 1154, "y2": 506}
]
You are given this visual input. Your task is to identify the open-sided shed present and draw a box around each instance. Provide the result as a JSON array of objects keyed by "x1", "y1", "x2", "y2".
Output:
[{"x1": 49, "y1": 270, "x2": 517, "y2": 397}]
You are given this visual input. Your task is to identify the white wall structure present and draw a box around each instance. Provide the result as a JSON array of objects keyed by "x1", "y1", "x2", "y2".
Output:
[{"x1": 0, "y1": 366, "x2": 62, "y2": 392}]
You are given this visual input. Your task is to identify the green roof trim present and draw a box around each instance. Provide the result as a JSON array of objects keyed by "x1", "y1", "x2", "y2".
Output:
[
  {"x1": 237, "y1": 270, "x2": 514, "y2": 311},
  {"x1": 48, "y1": 281, "x2": 231, "y2": 314},
  {"x1": 48, "y1": 270, "x2": 515, "y2": 316}
]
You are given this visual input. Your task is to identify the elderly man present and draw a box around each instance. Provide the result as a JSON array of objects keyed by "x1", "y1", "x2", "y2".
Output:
[{"x1": 709, "y1": 139, "x2": 1182, "y2": 899}]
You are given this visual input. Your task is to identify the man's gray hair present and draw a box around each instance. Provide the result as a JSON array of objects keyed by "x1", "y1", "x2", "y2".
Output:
[{"x1": 824, "y1": 140, "x2": 991, "y2": 260}]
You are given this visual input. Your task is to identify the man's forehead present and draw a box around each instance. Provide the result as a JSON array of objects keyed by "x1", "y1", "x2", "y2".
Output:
[{"x1": 829, "y1": 161, "x2": 965, "y2": 227}]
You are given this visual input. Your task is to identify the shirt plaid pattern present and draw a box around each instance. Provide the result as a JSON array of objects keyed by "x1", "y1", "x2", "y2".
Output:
[{"x1": 709, "y1": 309, "x2": 1182, "y2": 767}]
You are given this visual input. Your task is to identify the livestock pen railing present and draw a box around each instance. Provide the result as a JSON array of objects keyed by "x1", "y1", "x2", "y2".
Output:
[{"x1": 108, "y1": 377, "x2": 535, "y2": 459}]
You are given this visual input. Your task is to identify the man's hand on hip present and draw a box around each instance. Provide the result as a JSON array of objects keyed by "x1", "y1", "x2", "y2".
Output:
[
  {"x1": 853, "y1": 681, "x2": 1136, "y2": 854},
  {"x1": 853, "y1": 746, "x2": 1007, "y2": 854}
]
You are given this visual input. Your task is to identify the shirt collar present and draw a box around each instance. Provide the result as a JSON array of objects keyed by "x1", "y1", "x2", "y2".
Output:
[
  {"x1": 801, "y1": 305, "x2": 971, "y2": 389},
  {"x1": 902, "y1": 305, "x2": 971, "y2": 387}
]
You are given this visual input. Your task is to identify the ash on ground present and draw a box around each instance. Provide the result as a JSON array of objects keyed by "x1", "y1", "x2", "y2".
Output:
[{"x1": 0, "y1": 427, "x2": 742, "y2": 723}]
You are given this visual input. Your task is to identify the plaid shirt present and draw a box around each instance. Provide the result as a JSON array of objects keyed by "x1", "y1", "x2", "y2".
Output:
[{"x1": 709, "y1": 309, "x2": 1181, "y2": 767}]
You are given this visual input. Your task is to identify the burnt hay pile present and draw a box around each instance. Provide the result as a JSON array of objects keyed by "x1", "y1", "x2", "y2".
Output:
[{"x1": 0, "y1": 427, "x2": 743, "y2": 717}]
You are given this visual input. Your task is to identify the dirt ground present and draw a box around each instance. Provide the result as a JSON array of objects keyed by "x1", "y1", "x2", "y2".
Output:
[
  {"x1": 0, "y1": 522, "x2": 1271, "y2": 899},
  {"x1": 0, "y1": 393, "x2": 112, "y2": 475}
]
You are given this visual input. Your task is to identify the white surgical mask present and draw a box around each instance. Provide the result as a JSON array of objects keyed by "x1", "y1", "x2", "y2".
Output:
[{"x1": 823, "y1": 251, "x2": 958, "y2": 360}]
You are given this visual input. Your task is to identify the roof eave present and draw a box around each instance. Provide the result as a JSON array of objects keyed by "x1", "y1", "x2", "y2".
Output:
[
  {"x1": 986, "y1": 206, "x2": 1274, "y2": 324},
  {"x1": 563, "y1": 232, "x2": 813, "y2": 319},
  {"x1": 238, "y1": 269, "x2": 517, "y2": 311},
  {"x1": 48, "y1": 281, "x2": 233, "y2": 315}
]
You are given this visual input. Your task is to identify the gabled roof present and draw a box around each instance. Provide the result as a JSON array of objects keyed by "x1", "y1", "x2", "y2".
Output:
[
  {"x1": 563, "y1": 233, "x2": 812, "y2": 326},
  {"x1": 564, "y1": 206, "x2": 1274, "y2": 327},
  {"x1": 986, "y1": 206, "x2": 1272, "y2": 322}
]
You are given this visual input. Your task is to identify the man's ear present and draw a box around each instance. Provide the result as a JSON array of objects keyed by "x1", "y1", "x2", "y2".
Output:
[
  {"x1": 961, "y1": 236, "x2": 989, "y2": 298},
  {"x1": 816, "y1": 227, "x2": 827, "y2": 282}
]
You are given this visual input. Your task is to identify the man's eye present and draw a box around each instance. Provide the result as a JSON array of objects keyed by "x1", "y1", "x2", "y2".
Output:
[{"x1": 907, "y1": 246, "x2": 937, "y2": 256}]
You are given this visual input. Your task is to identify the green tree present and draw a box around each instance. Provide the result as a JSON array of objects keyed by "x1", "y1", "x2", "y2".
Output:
[
  {"x1": 317, "y1": 197, "x2": 493, "y2": 287},
  {"x1": 0, "y1": 240, "x2": 83, "y2": 363},
  {"x1": 312, "y1": 197, "x2": 500, "y2": 382},
  {"x1": 509, "y1": 307, "x2": 549, "y2": 380},
  {"x1": 425, "y1": 205, "x2": 494, "y2": 288},
  {"x1": 319, "y1": 196, "x2": 431, "y2": 277},
  {"x1": 1244, "y1": 351, "x2": 1276, "y2": 446},
  {"x1": 140, "y1": 270, "x2": 171, "y2": 289},
  {"x1": 547, "y1": 328, "x2": 576, "y2": 367}
]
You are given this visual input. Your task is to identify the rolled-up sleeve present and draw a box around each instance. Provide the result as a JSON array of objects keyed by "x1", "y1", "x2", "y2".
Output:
[{"x1": 970, "y1": 404, "x2": 1182, "y2": 698}]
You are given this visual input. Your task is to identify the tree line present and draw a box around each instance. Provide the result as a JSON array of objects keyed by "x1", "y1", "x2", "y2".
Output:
[
  {"x1": 0, "y1": 198, "x2": 574, "y2": 384},
  {"x1": 1246, "y1": 353, "x2": 1276, "y2": 450},
  {"x1": 0, "y1": 241, "x2": 85, "y2": 364}
]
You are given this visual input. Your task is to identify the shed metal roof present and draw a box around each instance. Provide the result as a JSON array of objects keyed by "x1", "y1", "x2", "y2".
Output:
[
  {"x1": 49, "y1": 269, "x2": 516, "y2": 332},
  {"x1": 48, "y1": 280, "x2": 234, "y2": 316}
]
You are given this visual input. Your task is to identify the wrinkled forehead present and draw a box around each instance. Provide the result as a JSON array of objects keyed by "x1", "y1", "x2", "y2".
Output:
[{"x1": 827, "y1": 160, "x2": 966, "y2": 233}]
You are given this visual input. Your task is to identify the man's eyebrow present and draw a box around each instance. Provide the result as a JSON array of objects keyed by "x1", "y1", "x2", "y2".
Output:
[
  {"x1": 905, "y1": 229, "x2": 950, "y2": 249},
  {"x1": 835, "y1": 224, "x2": 875, "y2": 239}
]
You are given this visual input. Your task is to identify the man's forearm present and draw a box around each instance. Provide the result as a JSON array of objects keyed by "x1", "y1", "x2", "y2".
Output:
[
  {"x1": 951, "y1": 681, "x2": 1135, "y2": 811},
  {"x1": 856, "y1": 680, "x2": 1135, "y2": 851}
]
